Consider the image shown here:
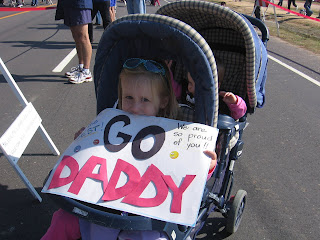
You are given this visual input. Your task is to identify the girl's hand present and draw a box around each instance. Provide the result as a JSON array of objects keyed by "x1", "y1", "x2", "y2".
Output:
[
  {"x1": 219, "y1": 91, "x2": 237, "y2": 104},
  {"x1": 203, "y1": 150, "x2": 217, "y2": 171},
  {"x1": 74, "y1": 127, "x2": 85, "y2": 140},
  {"x1": 165, "y1": 59, "x2": 173, "y2": 68}
]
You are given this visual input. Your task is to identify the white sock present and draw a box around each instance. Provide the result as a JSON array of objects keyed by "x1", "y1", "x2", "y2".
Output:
[
  {"x1": 83, "y1": 68, "x2": 90, "y2": 74},
  {"x1": 79, "y1": 64, "x2": 84, "y2": 69}
]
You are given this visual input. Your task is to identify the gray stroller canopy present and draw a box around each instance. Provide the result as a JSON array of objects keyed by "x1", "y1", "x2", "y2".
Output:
[{"x1": 157, "y1": 0, "x2": 268, "y2": 110}]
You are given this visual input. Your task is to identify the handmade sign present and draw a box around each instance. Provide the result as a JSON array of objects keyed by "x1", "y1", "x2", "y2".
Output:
[{"x1": 42, "y1": 108, "x2": 219, "y2": 226}]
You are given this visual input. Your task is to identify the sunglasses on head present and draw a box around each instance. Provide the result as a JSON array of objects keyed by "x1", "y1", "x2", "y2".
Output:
[{"x1": 123, "y1": 58, "x2": 166, "y2": 76}]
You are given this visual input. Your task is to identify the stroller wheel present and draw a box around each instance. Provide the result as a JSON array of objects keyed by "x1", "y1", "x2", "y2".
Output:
[{"x1": 226, "y1": 190, "x2": 247, "y2": 234}]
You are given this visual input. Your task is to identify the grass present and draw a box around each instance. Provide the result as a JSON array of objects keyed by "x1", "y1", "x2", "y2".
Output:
[{"x1": 207, "y1": 0, "x2": 320, "y2": 55}]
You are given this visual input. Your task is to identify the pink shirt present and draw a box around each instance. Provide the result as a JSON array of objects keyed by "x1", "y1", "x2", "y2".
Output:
[{"x1": 226, "y1": 95, "x2": 247, "y2": 120}]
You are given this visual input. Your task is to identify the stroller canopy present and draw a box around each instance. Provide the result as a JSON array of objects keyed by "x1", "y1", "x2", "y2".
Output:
[
  {"x1": 157, "y1": 0, "x2": 268, "y2": 110},
  {"x1": 94, "y1": 14, "x2": 219, "y2": 127}
]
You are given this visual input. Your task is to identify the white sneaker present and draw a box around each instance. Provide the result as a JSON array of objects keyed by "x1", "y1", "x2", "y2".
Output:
[
  {"x1": 65, "y1": 66, "x2": 81, "y2": 78},
  {"x1": 17, "y1": 4, "x2": 23, "y2": 7},
  {"x1": 68, "y1": 70, "x2": 92, "y2": 84}
]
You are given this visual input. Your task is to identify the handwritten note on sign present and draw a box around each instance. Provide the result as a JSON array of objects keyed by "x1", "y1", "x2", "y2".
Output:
[{"x1": 42, "y1": 108, "x2": 218, "y2": 226}]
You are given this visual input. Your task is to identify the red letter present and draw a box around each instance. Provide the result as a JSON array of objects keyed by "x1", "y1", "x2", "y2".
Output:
[
  {"x1": 68, "y1": 156, "x2": 108, "y2": 195},
  {"x1": 102, "y1": 159, "x2": 141, "y2": 201},
  {"x1": 48, "y1": 155, "x2": 79, "y2": 190},
  {"x1": 162, "y1": 175, "x2": 196, "y2": 213},
  {"x1": 122, "y1": 164, "x2": 168, "y2": 207}
]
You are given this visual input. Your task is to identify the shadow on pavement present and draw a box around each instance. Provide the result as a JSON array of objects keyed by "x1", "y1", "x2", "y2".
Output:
[{"x1": 0, "y1": 184, "x2": 58, "y2": 240}]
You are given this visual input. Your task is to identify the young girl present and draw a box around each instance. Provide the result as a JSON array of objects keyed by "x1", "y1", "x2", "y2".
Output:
[
  {"x1": 184, "y1": 59, "x2": 247, "y2": 122},
  {"x1": 41, "y1": 58, "x2": 217, "y2": 240}
]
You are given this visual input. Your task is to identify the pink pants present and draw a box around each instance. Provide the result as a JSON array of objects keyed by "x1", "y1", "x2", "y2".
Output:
[
  {"x1": 41, "y1": 209, "x2": 81, "y2": 240},
  {"x1": 154, "y1": 0, "x2": 160, "y2": 6}
]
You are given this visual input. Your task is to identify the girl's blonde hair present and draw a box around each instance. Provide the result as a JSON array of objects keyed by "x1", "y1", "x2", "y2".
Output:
[{"x1": 118, "y1": 60, "x2": 179, "y2": 119}]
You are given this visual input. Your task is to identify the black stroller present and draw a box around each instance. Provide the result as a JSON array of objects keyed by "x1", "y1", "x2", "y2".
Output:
[{"x1": 43, "y1": 1, "x2": 268, "y2": 239}]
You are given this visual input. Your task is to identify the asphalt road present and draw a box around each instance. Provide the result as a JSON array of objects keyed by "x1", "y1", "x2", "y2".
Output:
[{"x1": 0, "y1": 1, "x2": 320, "y2": 239}]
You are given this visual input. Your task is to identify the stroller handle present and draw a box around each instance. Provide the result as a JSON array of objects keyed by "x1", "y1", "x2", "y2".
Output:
[{"x1": 243, "y1": 14, "x2": 270, "y2": 46}]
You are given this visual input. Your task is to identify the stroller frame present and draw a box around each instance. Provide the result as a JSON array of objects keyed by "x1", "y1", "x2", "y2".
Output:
[{"x1": 46, "y1": 1, "x2": 268, "y2": 239}]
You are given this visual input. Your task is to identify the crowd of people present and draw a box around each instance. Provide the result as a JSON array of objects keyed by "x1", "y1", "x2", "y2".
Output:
[
  {"x1": 253, "y1": 0, "x2": 320, "y2": 19},
  {"x1": 0, "y1": 0, "x2": 52, "y2": 7},
  {"x1": 277, "y1": 0, "x2": 320, "y2": 17}
]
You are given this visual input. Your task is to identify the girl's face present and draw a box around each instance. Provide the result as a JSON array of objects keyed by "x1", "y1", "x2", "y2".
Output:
[{"x1": 121, "y1": 75, "x2": 168, "y2": 116}]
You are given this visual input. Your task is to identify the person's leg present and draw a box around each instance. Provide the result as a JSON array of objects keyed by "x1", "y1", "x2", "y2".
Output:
[
  {"x1": 141, "y1": 0, "x2": 146, "y2": 13},
  {"x1": 109, "y1": 0, "x2": 116, "y2": 21},
  {"x1": 64, "y1": 8, "x2": 92, "y2": 81},
  {"x1": 288, "y1": 0, "x2": 292, "y2": 10},
  {"x1": 133, "y1": 0, "x2": 139, "y2": 13},
  {"x1": 254, "y1": 5, "x2": 261, "y2": 19},
  {"x1": 133, "y1": 0, "x2": 145, "y2": 13},
  {"x1": 16, "y1": 0, "x2": 23, "y2": 7},
  {"x1": 70, "y1": 24, "x2": 92, "y2": 70},
  {"x1": 109, "y1": 7, "x2": 114, "y2": 22},
  {"x1": 126, "y1": 0, "x2": 134, "y2": 14},
  {"x1": 96, "y1": 11, "x2": 102, "y2": 24},
  {"x1": 91, "y1": 4, "x2": 99, "y2": 22},
  {"x1": 88, "y1": 22, "x2": 93, "y2": 43},
  {"x1": 304, "y1": 0, "x2": 313, "y2": 16},
  {"x1": 292, "y1": 0, "x2": 297, "y2": 8},
  {"x1": 41, "y1": 209, "x2": 81, "y2": 240},
  {"x1": 100, "y1": 1, "x2": 111, "y2": 29},
  {"x1": 89, "y1": 5, "x2": 99, "y2": 43}
]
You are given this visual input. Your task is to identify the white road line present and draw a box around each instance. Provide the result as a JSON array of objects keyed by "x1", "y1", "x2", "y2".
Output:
[
  {"x1": 268, "y1": 55, "x2": 320, "y2": 87},
  {"x1": 52, "y1": 48, "x2": 77, "y2": 73}
]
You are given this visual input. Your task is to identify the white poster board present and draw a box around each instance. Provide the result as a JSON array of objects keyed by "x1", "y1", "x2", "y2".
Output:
[
  {"x1": 0, "y1": 103, "x2": 43, "y2": 201},
  {"x1": 42, "y1": 108, "x2": 218, "y2": 226},
  {"x1": 0, "y1": 103, "x2": 42, "y2": 164}
]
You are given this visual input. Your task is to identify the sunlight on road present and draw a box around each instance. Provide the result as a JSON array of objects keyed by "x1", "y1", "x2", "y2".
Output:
[{"x1": 268, "y1": 55, "x2": 320, "y2": 87}]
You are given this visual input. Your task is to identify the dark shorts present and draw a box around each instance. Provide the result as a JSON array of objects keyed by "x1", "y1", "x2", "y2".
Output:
[{"x1": 63, "y1": 8, "x2": 92, "y2": 27}]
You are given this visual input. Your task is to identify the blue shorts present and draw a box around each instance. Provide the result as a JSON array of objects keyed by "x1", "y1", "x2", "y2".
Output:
[
  {"x1": 63, "y1": 8, "x2": 92, "y2": 27},
  {"x1": 110, "y1": 0, "x2": 116, "y2": 7}
]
